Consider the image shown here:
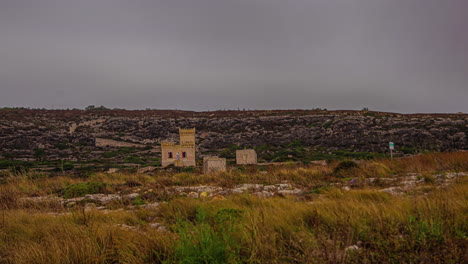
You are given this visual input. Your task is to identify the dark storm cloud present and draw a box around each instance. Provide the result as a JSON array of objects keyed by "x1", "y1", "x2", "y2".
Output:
[{"x1": 0, "y1": 0, "x2": 467, "y2": 112}]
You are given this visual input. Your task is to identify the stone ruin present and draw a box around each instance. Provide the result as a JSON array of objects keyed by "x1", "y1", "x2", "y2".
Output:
[
  {"x1": 236, "y1": 149, "x2": 257, "y2": 165},
  {"x1": 203, "y1": 156, "x2": 227, "y2": 173}
]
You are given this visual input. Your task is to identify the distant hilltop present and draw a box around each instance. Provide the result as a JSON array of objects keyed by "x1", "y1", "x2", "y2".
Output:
[
  {"x1": 0, "y1": 107, "x2": 466, "y2": 121},
  {"x1": 0, "y1": 108, "x2": 466, "y2": 167}
]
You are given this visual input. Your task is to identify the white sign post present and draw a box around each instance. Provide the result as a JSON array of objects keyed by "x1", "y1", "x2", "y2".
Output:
[{"x1": 389, "y1": 142, "x2": 394, "y2": 159}]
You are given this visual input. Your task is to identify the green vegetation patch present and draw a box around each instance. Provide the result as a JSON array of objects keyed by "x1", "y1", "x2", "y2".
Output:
[
  {"x1": 62, "y1": 182, "x2": 106, "y2": 198},
  {"x1": 124, "y1": 156, "x2": 145, "y2": 164},
  {"x1": 175, "y1": 207, "x2": 243, "y2": 264},
  {"x1": 0, "y1": 160, "x2": 34, "y2": 170},
  {"x1": 102, "y1": 147, "x2": 138, "y2": 158},
  {"x1": 334, "y1": 160, "x2": 359, "y2": 173}
]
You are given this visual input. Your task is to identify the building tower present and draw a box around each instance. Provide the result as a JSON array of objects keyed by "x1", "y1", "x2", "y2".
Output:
[{"x1": 161, "y1": 128, "x2": 196, "y2": 167}]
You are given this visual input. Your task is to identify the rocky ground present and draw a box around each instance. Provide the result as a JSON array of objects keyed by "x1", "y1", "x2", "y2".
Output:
[
  {"x1": 0, "y1": 108, "x2": 466, "y2": 166},
  {"x1": 18, "y1": 171, "x2": 467, "y2": 214}
]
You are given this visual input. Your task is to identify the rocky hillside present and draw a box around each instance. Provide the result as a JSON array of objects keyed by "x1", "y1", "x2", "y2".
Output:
[{"x1": 0, "y1": 108, "x2": 466, "y2": 165}]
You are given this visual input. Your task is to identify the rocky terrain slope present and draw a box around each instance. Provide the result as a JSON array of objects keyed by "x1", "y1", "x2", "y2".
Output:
[{"x1": 0, "y1": 108, "x2": 466, "y2": 164}]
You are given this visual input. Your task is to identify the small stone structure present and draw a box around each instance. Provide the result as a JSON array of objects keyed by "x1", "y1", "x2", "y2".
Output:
[
  {"x1": 203, "y1": 156, "x2": 227, "y2": 173},
  {"x1": 236, "y1": 149, "x2": 257, "y2": 165},
  {"x1": 161, "y1": 128, "x2": 196, "y2": 167}
]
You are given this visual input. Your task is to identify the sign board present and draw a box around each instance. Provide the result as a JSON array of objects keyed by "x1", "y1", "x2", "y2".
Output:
[{"x1": 389, "y1": 142, "x2": 394, "y2": 150}]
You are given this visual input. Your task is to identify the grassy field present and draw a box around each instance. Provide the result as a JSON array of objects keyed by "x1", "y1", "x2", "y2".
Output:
[{"x1": 0, "y1": 152, "x2": 467, "y2": 263}]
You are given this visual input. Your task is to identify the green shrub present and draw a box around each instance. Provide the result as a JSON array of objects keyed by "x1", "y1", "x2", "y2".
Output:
[
  {"x1": 102, "y1": 151, "x2": 118, "y2": 158},
  {"x1": 62, "y1": 182, "x2": 106, "y2": 198},
  {"x1": 0, "y1": 159, "x2": 33, "y2": 170},
  {"x1": 124, "y1": 156, "x2": 145, "y2": 164},
  {"x1": 133, "y1": 196, "x2": 145, "y2": 206},
  {"x1": 334, "y1": 160, "x2": 359, "y2": 173},
  {"x1": 175, "y1": 207, "x2": 242, "y2": 264},
  {"x1": 180, "y1": 167, "x2": 196, "y2": 173},
  {"x1": 102, "y1": 147, "x2": 137, "y2": 158},
  {"x1": 220, "y1": 145, "x2": 242, "y2": 159},
  {"x1": 322, "y1": 120, "x2": 333, "y2": 129}
]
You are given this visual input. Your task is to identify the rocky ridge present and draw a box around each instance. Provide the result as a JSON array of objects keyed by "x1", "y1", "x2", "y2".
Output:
[{"x1": 0, "y1": 109, "x2": 466, "y2": 163}]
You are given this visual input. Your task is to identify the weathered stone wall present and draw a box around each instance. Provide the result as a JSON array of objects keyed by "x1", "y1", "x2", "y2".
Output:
[
  {"x1": 203, "y1": 157, "x2": 226, "y2": 173},
  {"x1": 179, "y1": 128, "x2": 196, "y2": 145},
  {"x1": 161, "y1": 143, "x2": 196, "y2": 167},
  {"x1": 236, "y1": 149, "x2": 257, "y2": 164}
]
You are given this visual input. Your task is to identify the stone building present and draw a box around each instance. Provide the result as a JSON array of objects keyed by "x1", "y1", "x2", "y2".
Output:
[
  {"x1": 236, "y1": 149, "x2": 257, "y2": 165},
  {"x1": 161, "y1": 128, "x2": 196, "y2": 167},
  {"x1": 203, "y1": 156, "x2": 227, "y2": 173}
]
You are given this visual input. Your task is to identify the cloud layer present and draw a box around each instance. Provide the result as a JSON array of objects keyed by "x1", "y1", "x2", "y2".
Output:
[{"x1": 1, "y1": 0, "x2": 467, "y2": 112}]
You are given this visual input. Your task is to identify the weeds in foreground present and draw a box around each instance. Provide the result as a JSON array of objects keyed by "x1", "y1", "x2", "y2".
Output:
[
  {"x1": 0, "y1": 180, "x2": 466, "y2": 263},
  {"x1": 0, "y1": 152, "x2": 466, "y2": 263}
]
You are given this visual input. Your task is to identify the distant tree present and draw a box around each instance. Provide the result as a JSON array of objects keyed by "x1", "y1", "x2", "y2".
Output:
[
  {"x1": 85, "y1": 105, "x2": 109, "y2": 111},
  {"x1": 362, "y1": 107, "x2": 369, "y2": 111}
]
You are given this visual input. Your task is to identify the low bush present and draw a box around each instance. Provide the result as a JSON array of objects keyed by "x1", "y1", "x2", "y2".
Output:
[
  {"x1": 174, "y1": 207, "x2": 243, "y2": 263},
  {"x1": 133, "y1": 195, "x2": 145, "y2": 206},
  {"x1": 62, "y1": 182, "x2": 106, "y2": 198},
  {"x1": 333, "y1": 160, "x2": 359, "y2": 173}
]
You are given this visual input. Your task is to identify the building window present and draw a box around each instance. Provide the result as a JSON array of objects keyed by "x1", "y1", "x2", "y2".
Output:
[
  {"x1": 168, "y1": 152, "x2": 173, "y2": 159},
  {"x1": 182, "y1": 152, "x2": 187, "y2": 158}
]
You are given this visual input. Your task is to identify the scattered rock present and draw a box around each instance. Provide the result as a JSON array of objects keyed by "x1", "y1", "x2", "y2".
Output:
[
  {"x1": 149, "y1": 223, "x2": 167, "y2": 232},
  {"x1": 143, "y1": 202, "x2": 160, "y2": 209},
  {"x1": 232, "y1": 184, "x2": 263, "y2": 193},
  {"x1": 278, "y1": 189, "x2": 303, "y2": 195},
  {"x1": 106, "y1": 168, "x2": 119, "y2": 174},
  {"x1": 117, "y1": 224, "x2": 137, "y2": 230},
  {"x1": 82, "y1": 194, "x2": 122, "y2": 204},
  {"x1": 212, "y1": 194, "x2": 225, "y2": 200},
  {"x1": 310, "y1": 160, "x2": 327, "y2": 166},
  {"x1": 126, "y1": 193, "x2": 140, "y2": 200},
  {"x1": 137, "y1": 166, "x2": 157, "y2": 174},
  {"x1": 345, "y1": 245, "x2": 360, "y2": 252},
  {"x1": 254, "y1": 191, "x2": 274, "y2": 198},
  {"x1": 380, "y1": 187, "x2": 404, "y2": 195},
  {"x1": 85, "y1": 203, "x2": 97, "y2": 210},
  {"x1": 187, "y1": 192, "x2": 199, "y2": 198}
]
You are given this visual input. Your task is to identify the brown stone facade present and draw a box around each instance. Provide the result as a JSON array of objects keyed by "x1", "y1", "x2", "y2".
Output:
[
  {"x1": 236, "y1": 149, "x2": 257, "y2": 165},
  {"x1": 161, "y1": 128, "x2": 196, "y2": 167}
]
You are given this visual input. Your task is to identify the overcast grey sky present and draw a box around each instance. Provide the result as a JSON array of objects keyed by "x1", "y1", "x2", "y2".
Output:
[{"x1": 0, "y1": 0, "x2": 467, "y2": 113}]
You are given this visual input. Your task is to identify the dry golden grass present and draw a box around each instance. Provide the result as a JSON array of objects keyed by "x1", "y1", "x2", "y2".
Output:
[{"x1": 0, "y1": 152, "x2": 467, "y2": 263}]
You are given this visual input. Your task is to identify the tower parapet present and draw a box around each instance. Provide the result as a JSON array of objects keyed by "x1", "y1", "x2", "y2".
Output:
[{"x1": 161, "y1": 128, "x2": 196, "y2": 167}]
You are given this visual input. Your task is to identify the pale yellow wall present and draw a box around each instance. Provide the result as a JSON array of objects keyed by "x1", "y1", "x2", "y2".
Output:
[
  {"x1": 179, "y1": 128, "x2": 196, "y2": 145},
  {"x1": 161, "y1": 144, "x2": 195, "y2": 167},
  {"x1": 236, "y1": 149, "x2": 257, "y2": 165},
  {"x1": 161, "y1": 128, "x2": 196, "y2": 167}
]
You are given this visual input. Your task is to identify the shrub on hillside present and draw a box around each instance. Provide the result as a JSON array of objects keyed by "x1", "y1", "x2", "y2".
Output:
[
  {"x1": 62, "y1": 182, "x2": 106, "y2": 198},
  {"x1": 333, "y1": 160, "x2": 359, "y2": 173}
]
